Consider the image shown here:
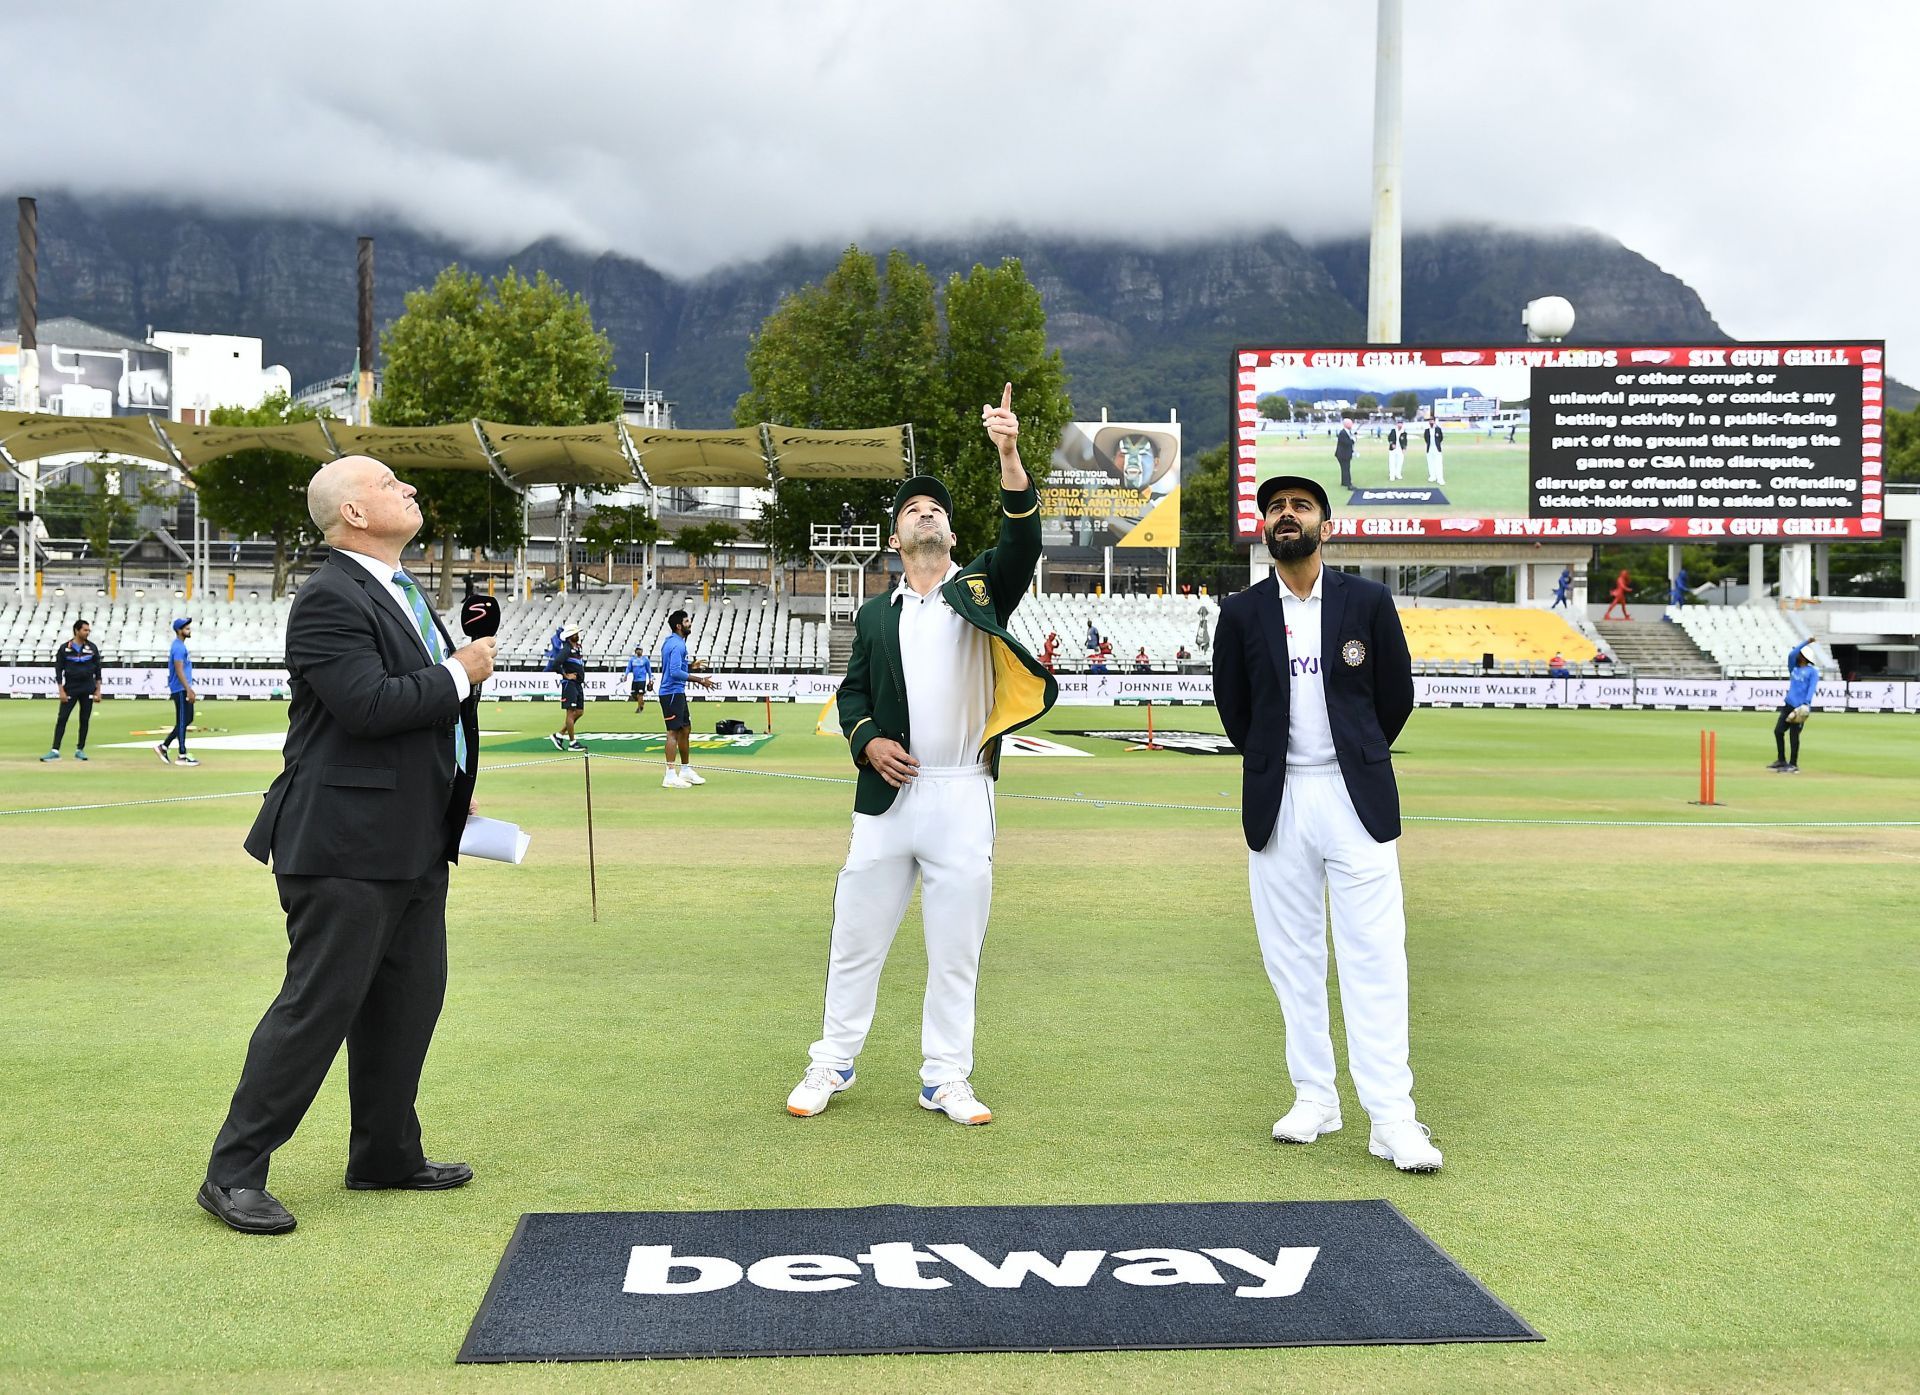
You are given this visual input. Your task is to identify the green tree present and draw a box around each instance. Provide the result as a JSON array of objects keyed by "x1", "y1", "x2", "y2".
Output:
[
  {"x1": 674, "y1": 521, "x2": 740, "y2": 592},
  {"x1": 195, "y1": 391, "x2": 324, "y2": 598},
  {"x1": 1355, "y1": 393, "x2": 1379, "y2": 415},
  {"x1": 580, "y1": 500, "x2": 662, "y2": 582},
  {"x1": 1387, "y1": 390, "x2": 1421, "y2": 419},
  {"x1": 40, "y1": 459, "x2": 141, "y2": 584},
  {"x1": 377, "y1": 265, "x2": 621, "y2": 603},
  {"x1": 1256, "y1": 393, "x2": 1291, "y2": 423},
  {"x1": 1887, "y1": 404, "x2": 1919, "y2": 483},
  {"x1": 736, "y1": 246, "x2": 1073, "y2": 564}
]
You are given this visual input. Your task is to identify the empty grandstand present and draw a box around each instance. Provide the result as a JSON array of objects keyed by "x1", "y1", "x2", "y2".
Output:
[{"x1": 1674, "y1": 605, "x2": 1824, "y2": 677}]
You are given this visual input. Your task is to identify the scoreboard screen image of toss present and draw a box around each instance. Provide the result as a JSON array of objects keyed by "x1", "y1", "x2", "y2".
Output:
[{"x1": 1231, "y1": 341, "x2": 1885, "y2": 543}]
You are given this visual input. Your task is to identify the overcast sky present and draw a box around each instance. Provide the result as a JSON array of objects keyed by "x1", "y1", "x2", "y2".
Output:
[{"x1": 12, "y1": 1, "x2": 1916, "y2": 375}]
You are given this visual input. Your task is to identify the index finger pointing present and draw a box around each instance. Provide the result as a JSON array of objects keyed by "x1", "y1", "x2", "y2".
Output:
[{"x1": 1000, "y1": 382, "x2": 1013, "y2": 411}]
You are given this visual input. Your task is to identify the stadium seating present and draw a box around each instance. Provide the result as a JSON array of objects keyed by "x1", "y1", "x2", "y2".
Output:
[
  {"x1": 0, "y1": 589, "x2": 829, "y2": 672},
  {"x1": 1395, "y1": 606, "x2": 1599, "y2": 671},
  {"x1": 1007, "y1": 592, "x2": 1219, "y2": 670},
  {"x1": 1674, "y1": 605, "x2": 1817, "y2": 676}
]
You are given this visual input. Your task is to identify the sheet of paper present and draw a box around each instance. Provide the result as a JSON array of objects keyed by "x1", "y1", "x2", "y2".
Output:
[{"x1": 460, "y1": 815, "x2": 531, "y2": 865}]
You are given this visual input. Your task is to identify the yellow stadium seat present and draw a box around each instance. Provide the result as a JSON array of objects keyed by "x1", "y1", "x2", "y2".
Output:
[{"x1": 1395, "y1": 607, "x2": 1597, "y2": 666}]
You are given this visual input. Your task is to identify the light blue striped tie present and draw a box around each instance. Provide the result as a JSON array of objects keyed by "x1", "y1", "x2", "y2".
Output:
[{"x1": 394, "y1": 572, "x2": 467, "y2": 774}]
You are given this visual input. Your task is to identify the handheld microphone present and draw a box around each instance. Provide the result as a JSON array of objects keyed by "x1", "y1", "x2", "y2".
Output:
[{"x1": 461, "y1": 594, "x2": 501, "y2": 640}]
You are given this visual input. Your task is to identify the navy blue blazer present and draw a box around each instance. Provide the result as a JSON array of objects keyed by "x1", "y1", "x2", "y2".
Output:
[{"x1": 1212, "y1": 569, "x2": 1415, "y2": 850}]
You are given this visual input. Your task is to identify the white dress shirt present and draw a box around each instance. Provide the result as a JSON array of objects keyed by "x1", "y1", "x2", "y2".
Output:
[
  {"x1": 332, "y1": 549, "x2": 472, "y2": 702},
  {"x1": 1280, "y1": 566, "x2": 1336, "y2": 768},
  {"x1": 894, "y1": 561, "x2": 990, "y2": 769}
]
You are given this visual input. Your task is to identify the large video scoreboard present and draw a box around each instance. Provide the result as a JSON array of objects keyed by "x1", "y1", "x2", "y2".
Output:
[{"x1": 1231, "y1": 341, "x2": 1885, "y2": 542}]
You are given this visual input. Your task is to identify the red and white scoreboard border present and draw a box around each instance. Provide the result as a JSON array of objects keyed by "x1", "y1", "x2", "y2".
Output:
[{"x1": 1231, "y1": 342, "x2": 1887, "y2": 542}]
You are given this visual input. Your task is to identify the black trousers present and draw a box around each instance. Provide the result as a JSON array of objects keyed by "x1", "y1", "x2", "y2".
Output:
[
  {"x1": 52, "y1": 692, "x2": 94, "y2": 749},
  {"x1": 1773, "y1": 705, "x2": 1803, "y2": 764},
  {"x1": 208, "y1": 863, "x2": 450, "y2": 1189}
]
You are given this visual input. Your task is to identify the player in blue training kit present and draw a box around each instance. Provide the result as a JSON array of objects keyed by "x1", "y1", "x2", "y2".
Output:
[
  {"x1": 550, "y1": 626, "x2": 588, "y2": 752},
  {"x1": 625, "y1": 646, "x2": 652, "y2": 714},
  {"x1": 1768, "y1": 638, "x2": 1820, "y2": 773}
]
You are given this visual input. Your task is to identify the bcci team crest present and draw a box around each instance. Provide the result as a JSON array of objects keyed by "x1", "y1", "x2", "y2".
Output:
[
  {"x1": 1341, "y1": 639, "x2": 1367, "y2": 668},
  {"x1": 965, "y1": 577, "x2": 990, "y2": 607}
]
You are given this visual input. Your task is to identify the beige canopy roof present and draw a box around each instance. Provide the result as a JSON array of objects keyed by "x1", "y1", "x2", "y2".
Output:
[
  {"x1": 766, "y1": 424, "x2": 914, "y2": 479},
  {"x1": 0, "y1": 412, "x2": 177, "y2": 469},
  {"x1": 0, "y1": 410, "x2": 912, "y2": 491}
]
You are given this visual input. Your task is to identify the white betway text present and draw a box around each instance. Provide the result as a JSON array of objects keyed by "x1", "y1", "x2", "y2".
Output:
[{"x1": 623, "y1": 1242, "x2": 1320, "y2": 1300}]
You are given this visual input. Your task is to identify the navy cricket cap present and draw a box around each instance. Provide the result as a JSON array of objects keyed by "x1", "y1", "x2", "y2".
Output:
[
  {"x1": 172, "y1": 616, "x2": 192, "y2": 630},
  {"x1": 1256, "y1": 474, "x2": 1332, "y2": 519},
  {"x1": 891, "y1": 475, "x2": 953, "y2": 525}
]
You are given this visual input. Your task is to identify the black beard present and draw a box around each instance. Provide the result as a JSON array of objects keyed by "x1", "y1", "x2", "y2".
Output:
[{"x1": 1266, "y1": 525, "x2": 1320, "y2": 563}]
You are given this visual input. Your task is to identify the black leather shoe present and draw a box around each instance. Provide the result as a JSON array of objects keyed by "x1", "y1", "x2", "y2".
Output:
[
  {"x1": 198, "y1": 1180, "x2": 296, "y2": 1234},
  {"x1": 344, "y1": 1159, "x2": 473, "y2": 1191}
]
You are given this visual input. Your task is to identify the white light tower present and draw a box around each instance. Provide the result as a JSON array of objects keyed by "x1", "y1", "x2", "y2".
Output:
[{"x1": 1366, "y1": 0, "x2": 1404, "y2": 345}]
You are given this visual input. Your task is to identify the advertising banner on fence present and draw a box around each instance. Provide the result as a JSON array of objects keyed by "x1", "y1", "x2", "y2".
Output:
[
  {"x1": 3, "y1": 667, "x2": 1916, "y2": 712},
  {"x1": 1232, "y1": 342, "x2": 1884, "y2": 543}
]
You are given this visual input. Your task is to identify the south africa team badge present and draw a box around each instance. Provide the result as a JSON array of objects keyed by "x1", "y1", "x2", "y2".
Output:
[
  {"x1": 1341, "y1": 639, "x2": 1367, "y2": 667},
  {"x1": 965, "y1": 578, "x2": 990, "y2": 606}
]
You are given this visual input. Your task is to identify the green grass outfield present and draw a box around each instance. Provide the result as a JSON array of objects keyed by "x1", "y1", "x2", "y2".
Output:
[
  {"x1": 1257, "y1": 428, "x2": 1530, "y2": 516},
  {"x1": 2, "y1": 696, "x2": 1917, "y2": 1394}
]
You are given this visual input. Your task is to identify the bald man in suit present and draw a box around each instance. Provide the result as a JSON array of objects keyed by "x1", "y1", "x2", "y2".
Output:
[{"x1": 199, "y1": 456, "x2": 496, "y2": 1234}]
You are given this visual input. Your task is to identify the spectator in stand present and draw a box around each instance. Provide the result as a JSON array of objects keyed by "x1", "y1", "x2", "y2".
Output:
[
  {"x1": 1085, "y1": 620, "x2": 1100, "y2": 652},
  {"x1": 1551, "y1": 566, "x2": 1573, "y2": 610},
  {"x1": 1548, "y1": 652, "x2": 1570, "y2": 677},
  {"x1": 156, "y1": 618, "x2": 200, "y2": 766},
  {"x1": 1175, "y1": 644, "x2": 1192, "y2": 662},
  {"x1": 1602, "y1": 569, "x2": 1632, "y2": 621},
  {"x1": 1133, "y1": 646, "x2": 1152, "y2": 674},
  {"x1": 1039, "y1": 631, "x2": 1059, "y2": 672},
  {"x1": 1669, "y1": 566, "x2": 1690, "y2": 610},
  {"x1": 1769, "y1": 638, "x2": 1820, "y2": 773},
  {"x1": 626, "y1": 644, "x2": 652, "y2": 714},
  {"x1": 43, "y1": 619, "x2": 103, "y2": 761},
  {"x1": 1088, "y1": 645, "x2": 1108, "y2": 674}
]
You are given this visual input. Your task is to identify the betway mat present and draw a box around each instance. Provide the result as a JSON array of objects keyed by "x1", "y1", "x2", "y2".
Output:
[
  {"x1": 458, "y1": 1200, "x2": 1538, "y2": 1362},
  {"x1": 491, "y1": 731, "x2": 776, "y2": 755}
]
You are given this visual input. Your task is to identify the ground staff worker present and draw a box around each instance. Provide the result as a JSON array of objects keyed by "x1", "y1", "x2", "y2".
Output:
[
  {"x1": 43, "y1": 619, "x2": 103, "y2": 761},
  {"x1": 1212, "y1": 473, "x2": 1442, "y2": 1173},
  {"x1": 1769, "y1": 637, "x2": 1820, "y2": 772},
  {"x1": 199, "y1": 455, "x2": 494, "y2": 1235},
  {"x1": 786, "y1": 384, "x2": 1056, "y2": 1127}
]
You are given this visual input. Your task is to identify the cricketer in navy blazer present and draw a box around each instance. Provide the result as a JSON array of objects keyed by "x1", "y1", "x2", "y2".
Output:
[{"x1": 1211, "y1": 567, "x2": 1416, "y2": 851}]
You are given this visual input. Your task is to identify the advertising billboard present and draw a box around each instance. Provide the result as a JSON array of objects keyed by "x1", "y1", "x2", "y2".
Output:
[
  {"x1": 1044, "y1": 419, "x2": 1181, "y2": 551},
  {"x1": 1232, "y1": 342, "x2": 1884, "y2": 542},
  {"x1": 31, "y1": 341, "x2": 172, "y2": 417}
]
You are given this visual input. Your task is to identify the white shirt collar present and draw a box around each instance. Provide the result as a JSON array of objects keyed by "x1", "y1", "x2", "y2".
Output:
[
  {"x1": 1278, "y1": 565, "x2": 1325, "y2": 604},
  {"x1": 334, "y1": 548, "x2": 406, "y2": 586},
  {"x1": 892, "y1": 560, "x2": 961, "y2": 605}
]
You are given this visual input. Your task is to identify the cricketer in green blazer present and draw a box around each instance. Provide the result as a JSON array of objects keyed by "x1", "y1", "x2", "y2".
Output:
[{"x1": 837, "y1": 478, "x2": 1059, "y2": 815}]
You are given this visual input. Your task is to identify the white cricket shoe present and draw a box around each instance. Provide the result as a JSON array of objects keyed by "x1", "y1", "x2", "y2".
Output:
[
  {"x1": 1369, "y1": 1119, "x2": 1443, "y2": 1173},
  {"x1": 679, "y1": 769, "x2": 706, "y2": 785},
  {"x1": 919, "y1": 1079, "x2": 992, "y2": 1125},
  {"x1": 1271, "y1": 1100, "x2": 1343, "y2": 1144},
  {"x1": 786, "y1": 1065, "x2": 853, "y2": 1117},
  {"x1": 662, "y1": 772, "x2": 690, "y2": 788}
]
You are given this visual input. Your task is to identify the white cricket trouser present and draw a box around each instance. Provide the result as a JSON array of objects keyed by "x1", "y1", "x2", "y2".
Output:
[
  {"x1": 1426, "y1": 448, "x2": 1444, "y2": 484},
  {"x1": 810, "y1": 765, "x2": 994, "y2": 1087},
  {"x1": 1248, "y1": 763, "x2": 1415, "y2": 1124},
  {"x1": 1387, "y1": 447, "x2": 1403, "y2": 481}
]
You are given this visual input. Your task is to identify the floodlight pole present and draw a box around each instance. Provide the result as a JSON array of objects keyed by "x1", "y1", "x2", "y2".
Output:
[{"x1": 1366, "y1": 0, "x2": 1404, "y2": 345}]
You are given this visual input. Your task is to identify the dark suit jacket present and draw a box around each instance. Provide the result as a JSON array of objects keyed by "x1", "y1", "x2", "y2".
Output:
[
  {"x1": 1211, "y1": 569, "x2": 1415, "y2": 850},
  {"x1": 837, "y1": 483, "x2": 1057, "y2": 816},
  {"x1": 1334, "y1": 428, "x2": 1356, "y2": 463},
  {"x1": 245, "y1": 551, "x2": 480, "y2": 879},
  {"x1": 1423, "y1": 424, "x2": 1444, "y2": 450}
]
